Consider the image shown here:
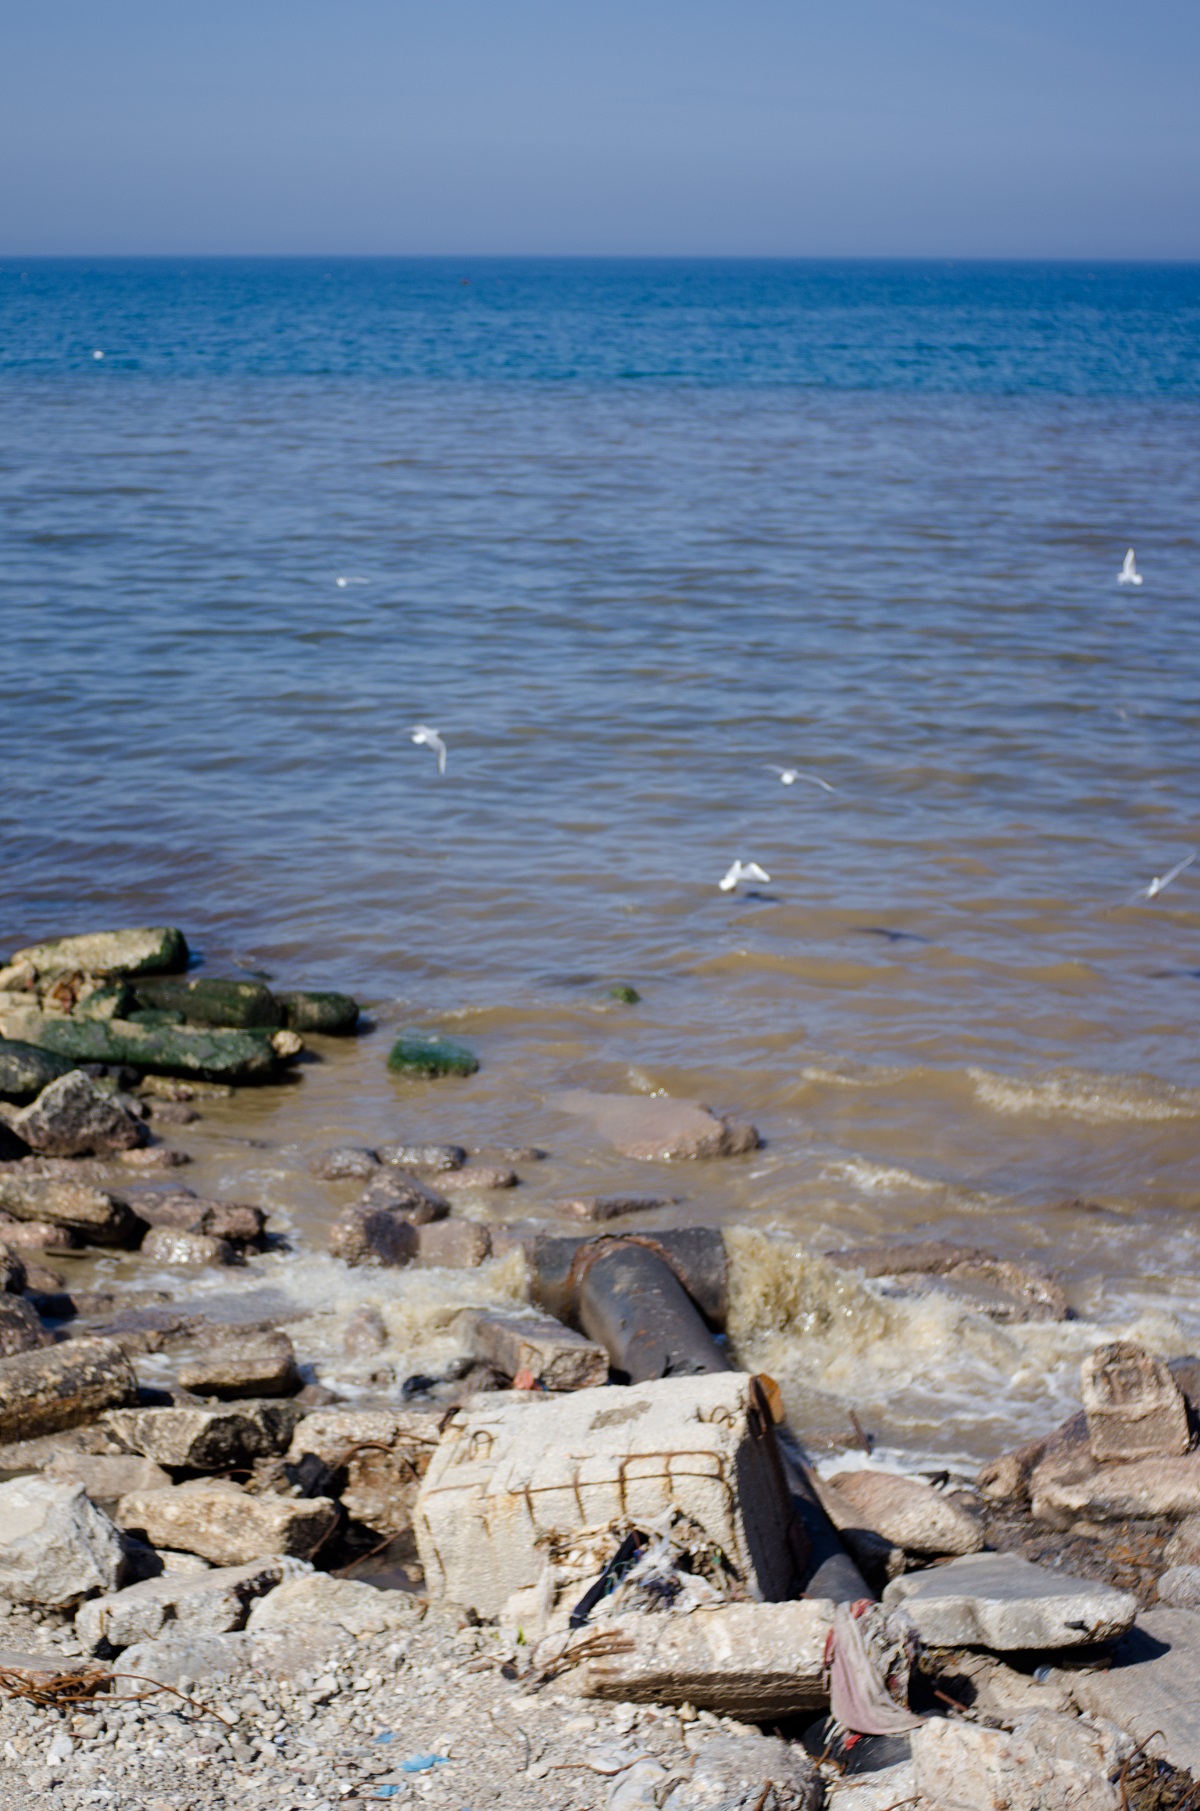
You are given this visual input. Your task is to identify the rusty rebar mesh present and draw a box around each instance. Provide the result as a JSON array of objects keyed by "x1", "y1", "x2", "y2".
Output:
[{"x1": 0, "y1": 1664, "x2": 113, "y2": 1708}]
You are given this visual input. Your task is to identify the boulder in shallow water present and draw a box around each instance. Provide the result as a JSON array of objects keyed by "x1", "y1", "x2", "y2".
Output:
[
  {"x1": 378, "y1": 1141, "x2": 466, "y2": 1172},
  {"x1": 130, "y1": 974, "x2": 283, "y2": 1029},
  {"x1": 357, "y1": 1167, "x2": 449, "y2": 1218},
  {"x1": 8, "y1": 1069, "x2": 147, "y2": 1157},
  {"x1": 556, "y1": 1089, "x2": 759, "y2": 1161},
  {"x1": 275, "y1": 989, "x2": 360, "y2": 1034},
  {"x1": 415, "y1": 1217, "x2": 492, "y2": 1268},
  {"x1": 328, "y1": 1202, "x2": 419, "y2": 1268},
  {"x1": 306, "y1": 1143, "x2": 379, "y2": 1180},
  {"x1": 176, "y1": 1332, "x2": 299, "y2": 1399},
  {"x1": 0, "y1": 1008, "x2": 287, "y2": 1084},
  {"x1": 0, "y1": 1038, "x2": 75, "y2": 1104},
  {"x1": 387, "y1": 1033, "x2": 479, "y2": 1079},
  {"x1": 140, "y1": 1225, "x2": 238, "y2": 1267},
  {"x1": 5, "y1": 926, "x2": 189, "y2": 978},
  {"x1": 0, "y1": 1477, "x2": 126, "y2": 1607}
]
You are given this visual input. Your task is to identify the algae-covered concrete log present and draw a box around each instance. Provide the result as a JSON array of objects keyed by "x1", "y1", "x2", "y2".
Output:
[
  {"x1": 5, "y1": 927, "x2": 189, "y2": 978},
  {"x1": 276, "y1": 990, "x2": 359, "y2": 1034},
  {"x1": 387, "y1": 1033, "x2": 478, "y2": 1078},
  {"x1": 0, "y1": 1038, "x2": 75, "y2": 1103},
  {"x1": 131, "y1": 976, "x2": 284, "y2": 1030},
  {"x1": 0, "y1": 1336, "x2": 137, "y2": 1442},
  {"x1": 0, "y1": 1008, "x2": 289, "y2": 1083}
]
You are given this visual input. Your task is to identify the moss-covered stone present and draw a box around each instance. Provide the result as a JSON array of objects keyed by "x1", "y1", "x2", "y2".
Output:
[
  {"x1": 608, "y1": 984, "x2": 642, "y2": 1004},
  {"x1": 0, "y1": 1010, "x2": 283, "y2": 1084},
  {"x1": 131, "y1": 976, "x2": 283, "y2": 1030},
  {"x1": 7, "y1": 928, "x2": 189, "y2": 978},
  {"x1": 0, "y1": 1038, "x2": 75, "y2": 1104},
  {"x1": 127, "y1": 1008, "x2": 187, "y2": 1028},
  {"x1": 276, "y1": 990, "x2": 360, "y2": 1035},
  {"x1": 387, "y1": 1034, "x2": 479, "y2": 1080}
]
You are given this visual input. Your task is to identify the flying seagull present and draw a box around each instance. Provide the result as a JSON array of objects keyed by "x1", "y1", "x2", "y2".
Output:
[
  {"x1": 1131, "y1": 850, "x2": 1197, "y2": 903},
  {"x1": 719, "y1": 860, "x2": 770, "y2": 893},
  {"x1": 1117, "y1": 549, "x2": 1143, "y2": 587},
  {"x1": 765, "y1": 766, "x2": 836, "y2": 792},
  {"x1": 335, "y1": 575, "x2": 370, "y2": 588},
  {"x1": 410, "y1": 724, "x2": 447, "y2": 775}
]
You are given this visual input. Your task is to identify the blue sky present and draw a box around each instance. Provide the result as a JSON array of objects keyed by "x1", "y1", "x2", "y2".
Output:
[{"x1": 2, "y1": 0, "x2": 1197, "y2": 257}]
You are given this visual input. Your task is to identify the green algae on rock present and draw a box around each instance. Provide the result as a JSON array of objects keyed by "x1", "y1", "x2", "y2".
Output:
[
  {"x1": 275, "y1": 989, "x2": 360, "y2": 1035},
  {"x1": 608, "y1": 984, "x2": 642, "y2": 1004},
  {"x1": 0, "y1": 1038, "x2": 76, "y2": 1104},
  {"x1": 5, "y1": 927, "x2": 189, "y2": 978},
  {"x1": 387, "y1": 1033, "x2": 479, "y2": 1079},
  {"x1": 0, "y1": 1010, "x2": 289, "y2": 1084},
  {"x1": 131, "y1": 975, "x2": 284, "y2": 1030}
]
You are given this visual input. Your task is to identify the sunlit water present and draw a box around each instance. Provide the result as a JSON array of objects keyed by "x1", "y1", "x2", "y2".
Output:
[{"x1": 3, "y1": 259, "x2": 1199, "y2": 1465}]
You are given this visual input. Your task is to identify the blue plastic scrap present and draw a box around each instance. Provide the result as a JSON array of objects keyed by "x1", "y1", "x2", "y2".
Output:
[{"x1": 400, "y1": 1753, "x2": 451, "y2": 1774}]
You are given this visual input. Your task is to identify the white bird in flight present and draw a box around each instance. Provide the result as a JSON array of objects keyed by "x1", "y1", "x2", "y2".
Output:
[
  {"x1": 410, "y1": 724, "x2": 447, "y2": 775},
  {"x1": 335, "y1": 575, "x2": 370, "y2": 588},
  {"x1": 1117, "y1": 549, "x2": 1143, "y2": 587},
  {"x1": 719, "y1": 859, "x2": 770, "y2": 893},
  {"x1": 1131, "y1": 850, "x2": 1197, "y2": 903},
  {"x1": 765, "y1": 766, "x2": 836, "y2": 792}
]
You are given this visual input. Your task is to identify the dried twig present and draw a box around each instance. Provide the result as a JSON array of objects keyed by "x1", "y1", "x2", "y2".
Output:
[{"x1": 0, "y1": 1664, "x2": 234, "y2": 1729}]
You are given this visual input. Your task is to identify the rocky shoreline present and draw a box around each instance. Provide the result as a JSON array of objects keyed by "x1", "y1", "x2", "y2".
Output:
[{"x1": 1, "y1": 925, "x2": 1198, "y2": 1811}]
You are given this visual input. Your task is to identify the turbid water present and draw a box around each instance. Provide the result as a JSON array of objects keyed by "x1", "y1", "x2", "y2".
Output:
[{"x1": 3, "y1": 258, "x2": 1199, "y2": 1468}]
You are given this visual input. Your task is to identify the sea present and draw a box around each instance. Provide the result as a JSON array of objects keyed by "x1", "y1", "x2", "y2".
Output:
[{"x1": 2, "y1": 258, "x2": 1199, "y2": 1467}]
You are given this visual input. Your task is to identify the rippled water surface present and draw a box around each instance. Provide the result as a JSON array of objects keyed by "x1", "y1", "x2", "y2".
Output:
[{"x1": 2, "y1": 259, "x2": 1199, "y2": 1461}]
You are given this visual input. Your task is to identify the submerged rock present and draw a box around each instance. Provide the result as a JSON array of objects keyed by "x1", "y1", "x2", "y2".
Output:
[
  {"x1": 0, "y1": 1038, "x2": 75, "y2": 1104},
  {"x1": 307, "y1": 1143, "x2": 379, "y2": 1180},
  {"x1": 437, "y1": 1164, "x2": 518, "y2": 1193},
  {"x1": 275, "y1": 989, "x2": 359, "y2": 1035},
  {"x1": 7, "y1": 1069, "x2": 147, "y2": 1157},
  {"x1": 556, "y1": 1090, "x2": 760, "y2": 1161},
  {"x1": 5, "y1": 926, "x2": 189, "y2": 978},
  {"x1": 0, "y1": 1477, "x2": 127, "y2": 1607},
  {"x1": 379, "y1": 1142, "x2": 466, "y2": 1172},
  {"x1": 387, "y1": 1033, "x2": 479, "y2": 1079}
]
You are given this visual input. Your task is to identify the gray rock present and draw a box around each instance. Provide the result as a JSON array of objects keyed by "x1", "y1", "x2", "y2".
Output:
[
  {"x1": 176, "y1": 1332, "x2": 299, "y2": 1399},
  {"x1": 467, "y1": 1310, "x2": 608, "y2": 1390},
  {"x1": 437, "y1": 1165, "x2": 518, "y2": 1193},
  {"x1": 357, "y1": 1168, "x2": 450, "y2": 1217},
  {"x1": 8, "y1": 1070, "x2": 147, "y2": 1158},
  {"x1": 0, "y1": 1336, "x2": 137, "y2": 1441},
  {"x1": 0, "y1": 1173, "x2": 142, "y2": 1244},
  {"x1": 1030, "y1": 1445, "x2": 1200, "y2": 1525},
  {"x1": 0, "y1": 1477, "x2": 126, "y2": 1607},
  {"x1": 415, "y1": 1217, "x2": 492, "y2": 1268},
  {"x1": 103, "y1": 1401, "x2": 304, "y2": 1468},
  {"x1": 556, "y1": 1090, "x2": 760, "y2": 1161},
  {"x1": 245, "y1": 1572, "x2": 420, "y2": 1636},
  {"x1": 342, "y1": 1305, "x2": 388, "y2": 1357},
  {"x1": 1063, "y1": 1609, "x2": 1200, "y2": 1776},
  {"x1": 6, "y1": 927, "x2": 189, "y2": 977},
  {"x1": 131, "y1": 1189, "x2": 265, "y2": 1243},
  {"x1": 0, "y1": 1210, "x2": 82, "y2": 1253},
  {"x1": 827, "y1": 1241, "x2": 1070, "y2": 1323},
  {"x1": 76, "y1": 1554, "x2": 309, "y2": 1651},
  {"x1": 883, "y1": 1551, "x2": 1138, "y2": 1650},
  {"x1": 43, "y1": 1452, "x2": 172, "y2": 1500},
  {"x1": 1081, "y1": 1342, "x2": 1190, "y2": 1462},
  {"x1": 823, "y1": 1469, "x2": 985, "y2": 1558},
  {"x1": 306, "y1": 1145, "x2": 379, "y2": 1180},
  {"x1": 378, "y1": 1142, "x2": 466, "y2": 1173},
  {"x1": 0, "y1": 1038, "x2": 75, "y2": 1104},
  {"x1": 117, "y1": 1630, "x2": 256, "y2": 1689},
  {"x1": 1165, "y1": 1515, "x2": 1200, "y2": 1568},
  {"x1": 1157, "y1": 1566, "x2": 1200, "y2": 1610},
  {"x1": 139, "y1": 1225, "x2": 237, "y2": 1266},
  {"x1": 579, "y1": 1603, "x2": 833, "y2": 1719},
  {"x1": 116, "y1": 1481, "x2": 338, "y2": 1566},
  {"x1": 328, "y1": 1202, "x2": 419, "y2": 1268},
  {"x1": 551, "y1": 1196, "x2": 674, "y2": 1223}
]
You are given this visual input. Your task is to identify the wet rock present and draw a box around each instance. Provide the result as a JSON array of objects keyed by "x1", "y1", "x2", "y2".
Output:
[
  {"x1": 357, "y1": 1168, "x2": 450, "y2": 1218},
  {"x1": 0, "y1": 1210, "x2": 83, "y2": 1253},
  {"x1": 103, "y1": 1401, "x2": 304, "y2": 1468},
  {"x1": 467, "y1": 1310, "x2": 608, "y2": 1391},
  {"x1": 415, "y1": 1372, "x2": 795, "y2": 1618},
  {"x1": 556, "y1": 1090, "x2": 760, "y2": 1161},
  {"x1": 245, "y1": 1572, "x2": 421, "y2": 1636},
  {"x1": 176, "y1": 1331, "x2": 299, "y2": 1399},
  {"x1": 0, "y1": 1336, "x2": 137, "y2": 1440},
  {"x1": 577, "y1": 1601, "x2": 834, "y2": 1718},
  {"x1": 76, "y1": 1554, "x2": 309, "y2": 1652},
  {"x1": 0, "y1": 1173, "x2": 142, "y2": 1245},
  {"x1": 0, "y1": 1295, "x2": 52, "y2": 1354},
  {"x1": 6, "y1": 1068, "x2": 147, "y2": 1157},
  {"x1": 43, "y1": 1452, "x2": 171, "y2": 1499},
  {"x1": 131, "y1": 1189, "x2": 265, "y2": 1243},
  {"x1": 0, "y1": 1245, "x2": 25, "y2": 1292},
  {"x1": 1080, "y1": 1341, "x2": 1190, "y2": 1462},
  {"x1": 378, "y1": 1142, "x2": 466, "y2": 1172},
  {"x1": 882, "y1": 1550, "x2": 1137, "y2": 1650},
  {"x1": 131, "y1": 975, "x2": 283, "y2": 1029},
  {"x1": 116, "y1": 1481, "x2": 338, "y2": 1566},
  {"x1": 822, "y1": 1469, "x2": 985, "y2": 1559},
  {"x1": 416, "y1": 1217, "x2": 492, "y2": 1268},
  {"x1": 342, "y1": 1305, "x2": 388, "y2": 1357},
  {"x1": 910, "y1": 1711, "x2": 1130, "y2": 1811},
  {"x1": 0, "y1": 1007, "x2": 286, "y2": 1084},
  {"x1": 1030, "y1": 1446, "x2": 1200, "y2": 1525},
  {"x1": 145, "y1": 1098, "x2": 201, "y2": 1125},
  {"x1": 0, "y1": 1038, "x2": 75, "y2": 1103},
  {"x1": 6, "y1": 926, "x2": 189, "y2": 978},
  {"x1": 0, "y1": 1477, "x2": 126, "y2": 1607},
  {"x1": 437, "y1": 1165, "x2": 518, "y2": 1193},
  {"x1": 827, "y1": 1241, "x2": 1070, "y2": 1323},
  {"x1": 307, "y1": 1144, "x2": 379, "y2": 1180},
  {"x1": 1064, "y1": 1609, "x2": 1200, "y2": 1774},
  {"x1": 387, "y1": 1033, "x2": 479, "y2": 1078},
  {"x1": 551, "y1": 1196, "x2": 675, "y2": 1223},
  {"x1": 285, "y1": 1406, "x2": 441, "y2": 1536},
  {"x1": 328, "y1": 1203, "x2": 419, "y2": 1268},
  {"x1": 140, "y1": 1225, "x2": 237, "y2": 1267},
  {"x1": 275, "y1": 989, "x2": 360, "y2": 1035},
  {"x1": 117, "y1": 1142, "x2": 191, "y2": 1169}
]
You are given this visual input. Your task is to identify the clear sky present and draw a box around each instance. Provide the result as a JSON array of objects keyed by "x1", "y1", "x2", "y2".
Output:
[{"x1": 2, "y1": 0, "x2": 1197, "y2": 259}]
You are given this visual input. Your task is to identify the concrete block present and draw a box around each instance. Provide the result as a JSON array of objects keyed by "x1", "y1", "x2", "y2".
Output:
[
  {"x1": 1081, "y1": 1342, "x2": 1190, "y2": 1462},
  {"x1": 911, "y1": 1711, "x2": 1130, "y2": 1811},
  {"x1": 103, "y1": 1400, "x2": 303, "y2": 1468},
  {"x1": 1030, "y1": 1446, "x2": 1200, "y2": 1526},
  {"x1": 467, "y1": 1310, "x2": 608, "y2": 1390},
  {"x1": 0, "y1": 1477, "x2": 126, "y2": 1608},
  {"x1": 76, "y1": 1554, "x2": 307, "y2": 1651},
  {"x1": 414, "y1": 1371, "x2": 795, "y2": 1618},
  {"x1": 883, "y1": 1551, "x2": 1137, "y2": 1650},
  {"x1": 116, "y1": 1481, "x2": 337, "y2": 1566}
]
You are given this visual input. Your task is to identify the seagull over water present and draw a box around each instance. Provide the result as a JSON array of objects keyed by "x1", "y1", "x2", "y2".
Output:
[
  {"x1": 1117, "y1": 549, "x2": 1143, "y2": 587},
  {"x1": 719, "y1": 859, "x2": 770, "y2": 893},
  {"x1": 765, "y1": 766, "x2": 836, "y2": 793},
  {"x1": 335, "y1": 575, "x2": 370, "y2": 588},
  {"x1": 410, "y1": 724, "x2": 447, "y2": 775},
  {"x1": 1131, "y1": 850, "x2": 1197, "y2": 903}
]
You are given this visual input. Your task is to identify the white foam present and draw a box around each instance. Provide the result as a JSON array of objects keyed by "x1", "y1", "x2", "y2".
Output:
[{"x1": 969, "y1": 1065, "x2": 1200, "y2": 1123}]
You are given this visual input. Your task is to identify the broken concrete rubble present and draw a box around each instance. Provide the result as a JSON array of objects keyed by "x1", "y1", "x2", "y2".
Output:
[
  {"x1": 415, "y1": 1372, "x2": 796, "y2": 1619},
  {"x1": 76, "y1": 1553, "x2": 310, "y2": 1651},
  {"x1": 175, "y1": 1330, "x2": 299, "y2": 1397},
  {"x1": 284, "y1": 1406, "x2": 440, "y2": 1536},
  {"x1": 244, "y1": 1571, "x2": 422, "y2": 1636},
  {"x1": 1030, "y1": 1444, "x2": 1200, "y2": 1525},
  {"x1": 467, "y1": 1308, "x2": 609, "y2": 1390},
  {"x1": 103, "y1": 1400, "x2": 304, "y2": 1468},
  {"x1": 883, "y1": 1550, "x2": 1138, "y2": 1650},
  {"x1": 1062, "y1": 1608, "x2": 1200, "y2": 1776},
  {"x1": 910, "y1": 1710, "x2": 1132, "y2": 1811},
  {"x1": 1080, "y1": 1340, "x2": 1191, "y2": 1462},
  {"x1": 116, "y1": 1480, "x2": 339, "y2": 1566},
  {"x1": 0, "y1": 1476, "x2": 127, "y2": 1608}
]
